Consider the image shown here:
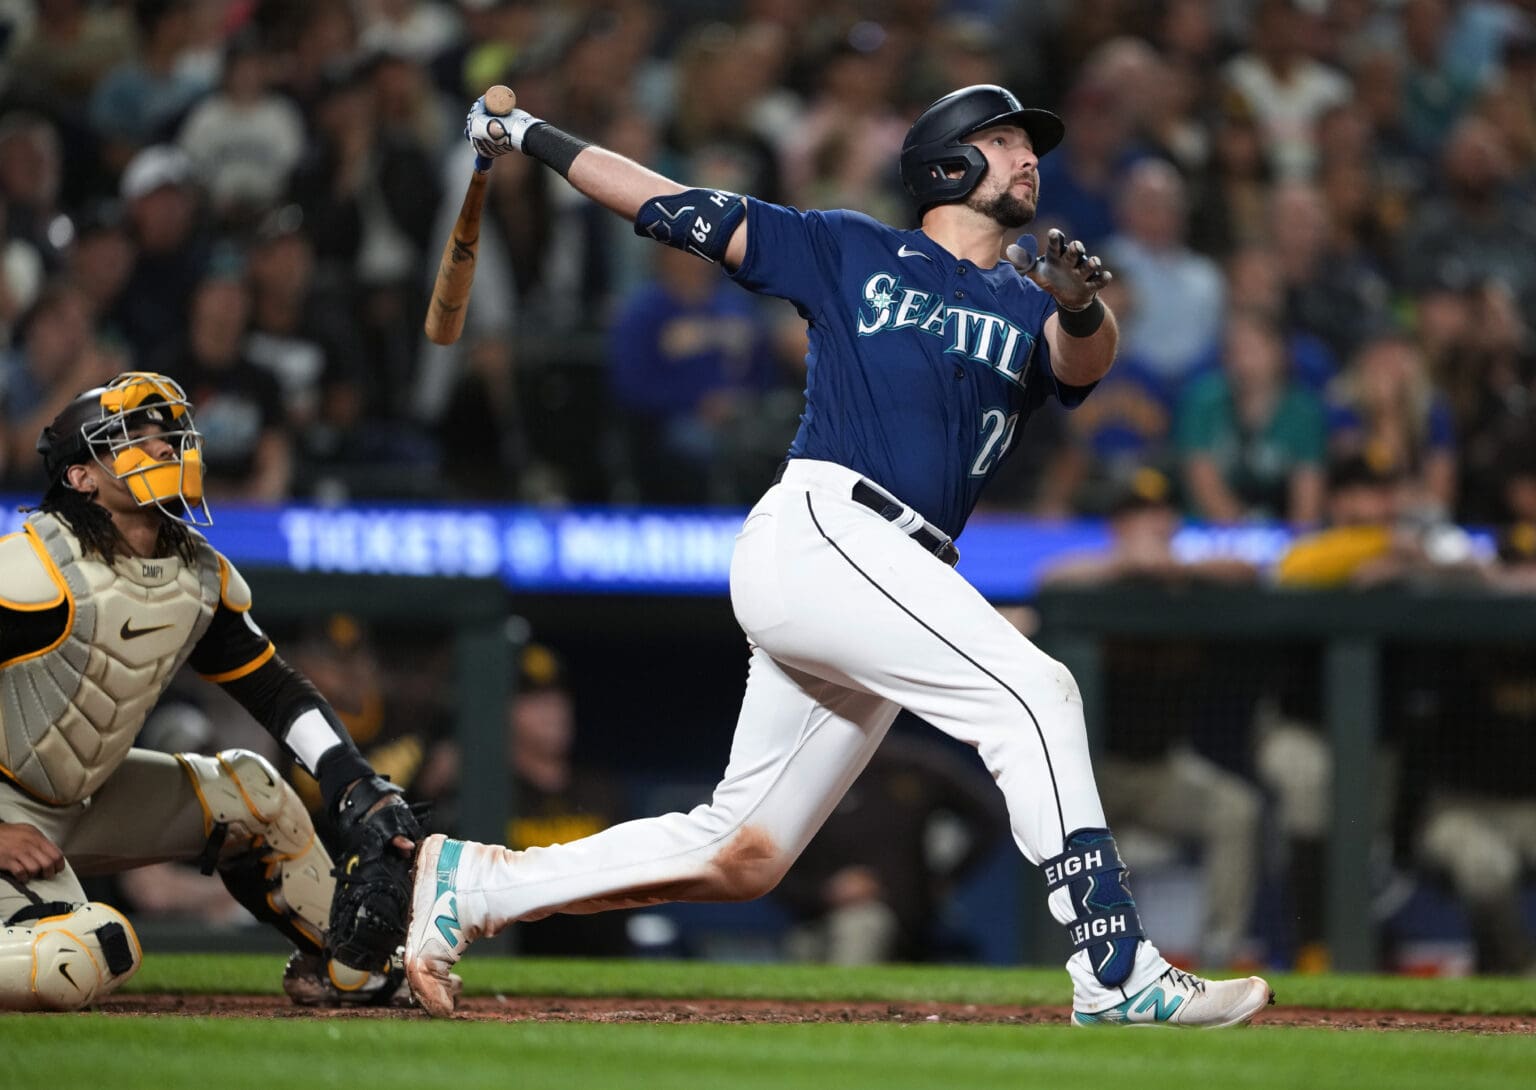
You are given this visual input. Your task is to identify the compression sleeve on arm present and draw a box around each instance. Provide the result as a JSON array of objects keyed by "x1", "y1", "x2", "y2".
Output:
[
  {"x1": 522, "y1": 122, "x2": 590, "y2": 178},
  {"x1": 217, "y1": 654, "x2": 373, "y2": 812}
]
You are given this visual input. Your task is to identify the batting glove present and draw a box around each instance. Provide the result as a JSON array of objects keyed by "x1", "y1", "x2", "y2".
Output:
[
  {"x1": 1007, "y1": 228, "x2": 1112, "y2": 311},
  {"x1": 465, "y1": 97, "x2": 542, "y2": 173}
]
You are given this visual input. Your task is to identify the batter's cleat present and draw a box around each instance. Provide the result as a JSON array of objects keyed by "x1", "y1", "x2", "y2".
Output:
[
  {"x1": 1072, "y1": 967, "x2": 1274, "y2": 1028},
  {"x1": 404, "y1": 834, "x2": 476, "y2": 1018}
]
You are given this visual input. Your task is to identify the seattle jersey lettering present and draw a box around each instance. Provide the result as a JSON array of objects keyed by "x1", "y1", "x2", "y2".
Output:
[{"x1": 857, "y1": 272, "x2": 1035, "y2": 384}]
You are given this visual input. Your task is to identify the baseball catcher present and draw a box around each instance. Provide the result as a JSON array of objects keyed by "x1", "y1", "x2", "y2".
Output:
[{"x1": 0, "y1": 373, "x2": 455, "y2": 1011}]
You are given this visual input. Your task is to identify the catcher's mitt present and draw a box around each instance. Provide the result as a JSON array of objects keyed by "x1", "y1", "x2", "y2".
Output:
[{"x1": 326, "y1": 775, "x2": 424, "y2": 973}]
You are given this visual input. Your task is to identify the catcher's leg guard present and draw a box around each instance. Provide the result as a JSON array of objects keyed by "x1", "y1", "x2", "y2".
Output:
[
  {"x1": 0, "y1": 902, "x2": 142, "y2": 1011},
  {"x1": 1044, "y1": 828, "x2": 1146, "y2": 988},
  {"x1": 176, "y1": 749, "x2": 335, "y2": 953}
]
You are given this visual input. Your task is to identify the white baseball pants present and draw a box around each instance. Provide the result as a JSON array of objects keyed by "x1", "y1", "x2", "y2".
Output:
[{"x1": 450, "y1": 459, "x2": 1168, "y2": 1007}]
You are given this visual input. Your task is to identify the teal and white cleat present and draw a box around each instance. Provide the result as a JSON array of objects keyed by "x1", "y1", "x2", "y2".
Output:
[
  {"x1": 403, "y1": 834, "x2": 474, "y2": 1018},
  {"x1": 1072, "y1": 968, "x2": 1274, "y2": 1028}
]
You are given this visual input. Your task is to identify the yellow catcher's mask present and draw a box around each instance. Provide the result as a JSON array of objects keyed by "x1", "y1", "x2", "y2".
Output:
[
  {"x1": 41, "y1": 372, "x2": 214, "y2": 526},
  {"x1": 113, "y1": 445, "x2": 205, "y2": 507}
]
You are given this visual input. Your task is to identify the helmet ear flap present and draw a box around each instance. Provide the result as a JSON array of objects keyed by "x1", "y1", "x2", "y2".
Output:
[{"x1": 900, "y1": 144, "x2": 989, "y2": 210}]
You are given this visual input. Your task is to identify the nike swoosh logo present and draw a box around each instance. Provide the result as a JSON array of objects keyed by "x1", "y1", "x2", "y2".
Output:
[
  {"x1": 120, "y1": 619, "x2": 175, "y2": 641},
  {"x1": 897, "y1": 244, "x2": 930, "y2": 260},
  {"x1": 59, "y1": 962, "x2": 78, "y2": 989}
]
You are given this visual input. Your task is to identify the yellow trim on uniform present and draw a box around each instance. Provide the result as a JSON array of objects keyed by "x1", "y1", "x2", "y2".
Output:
[
  {"x1": 0, "y1": 763, "x2": 69, "y2": 807},
  {"x1": 215, "y1": 555, "x2": 252, "y2": 612},
  {"x1": 174, "y1": 754, "x2": 218, "y2": 838},
  {"x1": 198, "y1": 642, "x2": 275, "y2": 683},
  {"x1": 328, "y1": 962, "x2": 369, "y2": 991},
  {"x1": 0, "y1": 530, "x2": 66, "y2": 611},
  {"x1": 0, "y1": 525, "x2": 75, "y2": 672}
]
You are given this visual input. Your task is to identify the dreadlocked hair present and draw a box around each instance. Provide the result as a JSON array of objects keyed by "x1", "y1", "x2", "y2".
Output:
[{"x1": 25, "y1": 483, "x2": 198, "y2": 565}]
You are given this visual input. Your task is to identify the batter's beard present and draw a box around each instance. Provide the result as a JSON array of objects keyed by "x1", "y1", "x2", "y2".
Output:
[{"x1": 967, "y1": 188, "x2": 1035, "y2": 229}]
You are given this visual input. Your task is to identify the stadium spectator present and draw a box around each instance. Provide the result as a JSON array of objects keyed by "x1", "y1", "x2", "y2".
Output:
[
  {"x1": 1435, "y1": 276, "x2": 1536, "y2": 524},
  {"x1": 1176, "y1": 308, "x2": 1326, "y2": 526},
  {"x1": 0, "y1": 197, "x2": 44, "y2": 350},
  {"x1": 662, "y1": 22, "x2": 787, "y2": 205},
  {"x1": 286, "y1": 59, "x2": 440, "y2": 419},
  {"x1": 1103, "y1": 158, "x2": 1225, "y2": 395},
  {"x1": 5, "y1": 0, "x2": 136, "y2": 114},
  {"x1": 87, "y1": 0, "x2": 214, "y2": 171},
  {"x1": 161, "y1": 264, "x2": 292, "y2": 502},
  {"x1": 0, "y1": 280, "x2": 117, "y2": 489},
  {"x1": 1325, "y1": 331, "x2": 1457, "y2": 516},
  {"x1": 1267, "y1": 180, "x2": 1393, "y2": 363},
  {"x1": 1185, "y1": 89, "x2": 1273, "y2": 258},
  {"x1": 1033, "y1": 77, "x2": 1143, "y2": 250},
  {"x1": 779, "y1": 34, "x2": 906, "y2": 222},
  {"x1": 0, "y1": 112, "x2": 67, "y2": 272},
  {"x1": 111, "y1": 143, "x2": 212, "y2": 368},
  {"x1": 431, "y1": 330, "x2": 535, "y2": 502},
  {"x1": 1221, "y1": 0, "x2": 1351, "y2": 180},
  {"x1": 63, "y1": 200, "x2": 135, "y2": 334},
  {"x1": 1395, "y1": 0, "x2": 1488, "y2": 161},
  {"x1": 1404, "y1": 114, "x2": 1536, "y2": 322},
  {"x1": 176, "y1": 28, "x2": 306, "y2": 231},
  {"x1": 1223, "y1": 245, "x2": 1337, "y2": 391},
  {"x1": 606, "y1": 243, "x2": 781, "y2": 505},
  {"x1": 242, "y1": 204, "x2": 368, "y2": 486}
]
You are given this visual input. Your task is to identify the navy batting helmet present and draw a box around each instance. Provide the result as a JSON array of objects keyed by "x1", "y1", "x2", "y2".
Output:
[{"x1": 899, "y1": 85, "x2": 1064, "y2": 212}]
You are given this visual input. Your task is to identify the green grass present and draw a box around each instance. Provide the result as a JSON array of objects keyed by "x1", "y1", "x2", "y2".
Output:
[
  {"x1": 6, "y1": 1016, "x2": 1535, "y2": 1090},
  {"x1": 3, "y1": 956, "x2": 1533, "y2": 1090},
  {"x1": 118, "y1": 953, "x2": 1536, "y2": 1014}
]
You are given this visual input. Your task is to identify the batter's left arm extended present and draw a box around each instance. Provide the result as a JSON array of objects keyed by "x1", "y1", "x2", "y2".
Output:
[{"x1": 464, "y1": 96, "x2": 750, "y2": 269}]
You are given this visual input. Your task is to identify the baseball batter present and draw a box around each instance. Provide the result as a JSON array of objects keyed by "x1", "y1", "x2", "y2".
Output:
[
  {"x1": 405, "y1": 85, "x2": 1273, "y2": 1027},
  {"x1": 0, "y1": 373, "x2": 446, "y2": 1011}
]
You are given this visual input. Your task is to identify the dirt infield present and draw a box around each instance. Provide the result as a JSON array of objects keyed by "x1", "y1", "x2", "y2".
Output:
[{"x1": 97, "y1": 994, "x2": 1535, "y2": 1033}]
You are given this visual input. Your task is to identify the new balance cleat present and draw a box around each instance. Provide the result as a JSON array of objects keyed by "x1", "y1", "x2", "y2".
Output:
[
  {"x1": 403, "y1": 834, "x2": 475, "y2": 1018},
  {"x1": 1072, "y1": 967, "x2": 1274, "y2": 1028}
]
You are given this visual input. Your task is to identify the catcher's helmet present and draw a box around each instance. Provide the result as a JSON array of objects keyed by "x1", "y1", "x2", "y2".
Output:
[
  {"x1": 37, "y1": 372, "x2": 211, "y2": 526},
  {"x1": 899, "y1": 85, "x2": 1064, "y2": 213}
]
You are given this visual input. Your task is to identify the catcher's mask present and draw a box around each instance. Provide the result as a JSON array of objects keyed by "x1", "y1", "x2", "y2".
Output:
[{"x1": 37, "y1": 372, "x2": 211, "y2": 526}]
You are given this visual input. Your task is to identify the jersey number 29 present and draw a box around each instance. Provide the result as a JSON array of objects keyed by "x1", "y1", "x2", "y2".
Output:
[{"x1": 971, "y1": 409, "x2": 1020, "y2": 476}]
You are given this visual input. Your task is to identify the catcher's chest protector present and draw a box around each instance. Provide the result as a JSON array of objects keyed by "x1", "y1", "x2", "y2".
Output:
[{"x1": 0, "y1": 512, "x2": 220, "y2": 804}]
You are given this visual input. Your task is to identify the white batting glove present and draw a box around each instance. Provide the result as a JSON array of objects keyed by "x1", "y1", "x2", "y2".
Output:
[
  {"x1": 1006, "y1": 228, "x2": 1112, "y2": 311},
  {"x1": 464, "y1": 98, "x2": 542, "y2": 172}
]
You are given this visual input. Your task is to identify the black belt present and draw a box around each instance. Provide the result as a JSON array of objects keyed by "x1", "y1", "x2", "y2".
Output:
[{"x1": 773, "y1": 461, "x2": 959, "y2": 567}]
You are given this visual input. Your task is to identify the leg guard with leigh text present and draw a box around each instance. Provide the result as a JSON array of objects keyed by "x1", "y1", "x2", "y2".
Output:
[
  {"x1": 0, "y1": 901, "x2": 142, "y2": 1011},
  {"x1": 1044, "y1": 828, "x2": 1145, "y2": 988}
]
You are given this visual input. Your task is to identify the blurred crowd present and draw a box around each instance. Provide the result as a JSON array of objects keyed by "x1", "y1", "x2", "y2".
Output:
[{"x1": 0, "y1": 0, "x2": 1529, "y2": 535}]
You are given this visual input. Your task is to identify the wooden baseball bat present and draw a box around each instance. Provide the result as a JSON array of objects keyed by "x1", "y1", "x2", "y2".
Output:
[{"x1": 423, "y1": 85, "x2": 516, "y2": 346}]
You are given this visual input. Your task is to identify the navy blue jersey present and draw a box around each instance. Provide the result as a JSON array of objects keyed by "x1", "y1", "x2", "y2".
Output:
[{"x1": 730, "y1": 199, "x2": 1093, "y2": 539}]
